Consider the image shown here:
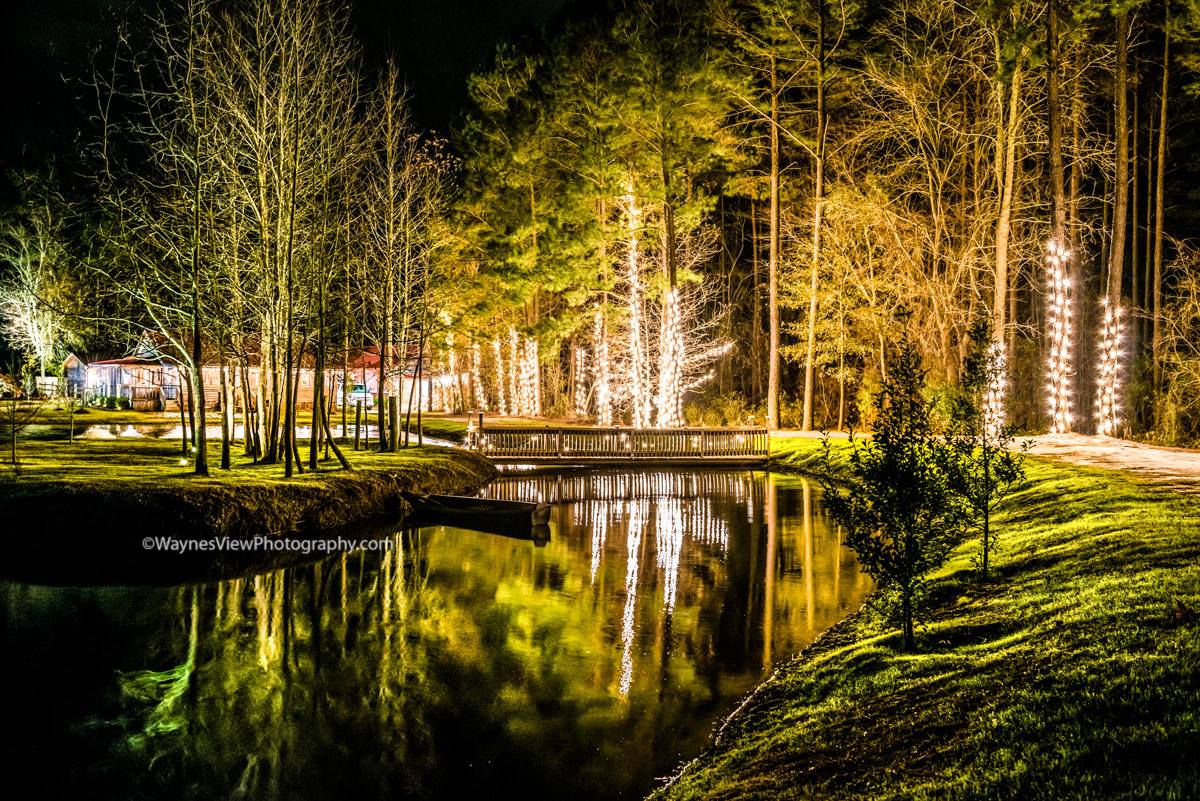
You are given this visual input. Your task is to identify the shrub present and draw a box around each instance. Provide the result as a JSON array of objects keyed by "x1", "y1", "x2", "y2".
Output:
[{"x1": 819, "y1": 330, "x2": 962, "y2": 650}]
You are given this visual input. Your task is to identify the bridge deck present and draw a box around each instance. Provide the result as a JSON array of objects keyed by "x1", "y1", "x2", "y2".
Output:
[{"x1": 468, "y1": 426, "x2": 769, "y2": 465}]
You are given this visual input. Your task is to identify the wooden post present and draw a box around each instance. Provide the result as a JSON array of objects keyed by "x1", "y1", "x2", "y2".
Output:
[
  {"x1": 389, "y1": 396, "x2": 400, "y2": 448},
  {"x1": 353, "y1": 400, "x2": 362, "y2": 451}
]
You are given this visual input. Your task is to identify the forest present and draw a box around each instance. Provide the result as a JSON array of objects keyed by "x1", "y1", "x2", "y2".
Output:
[{"x1": 4, "y1": 0, "x2": 1200, "y2": 476}]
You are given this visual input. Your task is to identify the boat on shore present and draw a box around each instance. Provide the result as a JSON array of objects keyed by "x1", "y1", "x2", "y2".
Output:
[{"x1": 403, "y1": 493, "x2": 552, "y2": 545}]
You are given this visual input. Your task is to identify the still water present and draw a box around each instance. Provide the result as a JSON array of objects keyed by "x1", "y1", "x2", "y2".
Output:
[{"x1": 0, "y1": 470, "x2": 868, "y2": 800}]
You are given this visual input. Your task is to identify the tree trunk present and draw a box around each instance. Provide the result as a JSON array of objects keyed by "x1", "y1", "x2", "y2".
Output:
[
  {"x1": 1047, "y1": 0, "x2": 1067, "y2": 245},
  {"x1": 1152, "y1": 13, "x2": 1169, "y2": 394},
  {"x1": 767, "y1": 55, "x2": 781, "y2": 429},
  {"x1": 750, "y1": 197, "x2": 764, "y2": 402},
  {"x1": 993, "y1": 64, "x2": 1023, "y2": 334},
  {"x1": 1109, "y1": 11, "x2": 1130, "y2": 305},
  {"x1": 219, "y1": 361, "x2": 231, "y2": 470},
  {"x1": 802, "y1": 0, "x2": 826, "y2": 432}
]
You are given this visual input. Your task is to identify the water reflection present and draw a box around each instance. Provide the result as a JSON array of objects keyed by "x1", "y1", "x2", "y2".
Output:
[{"x1": 0, "y1": 470, "x2": 869, "y2": 801}]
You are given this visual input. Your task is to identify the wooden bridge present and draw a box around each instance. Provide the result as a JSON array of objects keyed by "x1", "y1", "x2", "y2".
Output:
[{"x1": 467, "y1": 426, "x2": 770, "y2": 465}]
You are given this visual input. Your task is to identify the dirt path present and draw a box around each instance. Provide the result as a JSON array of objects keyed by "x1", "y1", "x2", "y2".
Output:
[{"x1": 1021, "y1": 433, "x2": 1200, "y2": 495}]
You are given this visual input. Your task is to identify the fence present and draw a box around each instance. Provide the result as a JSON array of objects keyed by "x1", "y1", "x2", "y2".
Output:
[{"x1": 469, "y1": 426, "x2": 769, "y2": 464}]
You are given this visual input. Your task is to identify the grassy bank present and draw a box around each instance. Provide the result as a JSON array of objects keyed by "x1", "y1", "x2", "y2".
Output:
[
  {"x1": 654, "y1": 437, "x2": 1200, "y2": 800},
  {"x1": 0, "y1": 438, "x2": 495, "y2": 583}
]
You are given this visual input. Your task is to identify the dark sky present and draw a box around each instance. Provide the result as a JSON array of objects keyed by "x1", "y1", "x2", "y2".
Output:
[{"x1": 0, "y1": 0, "x2": 571, "y2": 172}]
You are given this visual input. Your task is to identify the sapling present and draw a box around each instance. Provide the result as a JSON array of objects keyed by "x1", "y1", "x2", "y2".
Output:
[
  {"x1": 947, "y1": 316, "x2": 1027, "y2": 580},
  {"x1": 819, "y1": 329, "x2": 962, "y2": 650}
]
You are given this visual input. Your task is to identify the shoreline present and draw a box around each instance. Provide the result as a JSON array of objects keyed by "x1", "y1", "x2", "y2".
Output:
[
  {"x1": 0, "y1": 440, "x2": 496, "y2": 585},
  {"x1": 649, "y1": 438, "x2": 1200, "y2": 800}
]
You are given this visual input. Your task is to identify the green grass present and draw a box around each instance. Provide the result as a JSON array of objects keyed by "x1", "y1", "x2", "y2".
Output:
[
  {"x1": 656, "y1": 437, "x2": 1200, "y2": 800},
  {"x1": 0, "y1": 434, "x2": 480, "y2": 487},
  {"x1": 769, "y1": 434, "x2": 857, "y2": 476}
]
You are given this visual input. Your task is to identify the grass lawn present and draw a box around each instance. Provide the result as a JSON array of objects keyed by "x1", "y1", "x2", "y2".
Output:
[
  {"x1": 655, "y1": 437, "x2": 1200, "y2": 800},
  {"x1": 0, "y1": 435, "x2": 483, "y2": 487}
]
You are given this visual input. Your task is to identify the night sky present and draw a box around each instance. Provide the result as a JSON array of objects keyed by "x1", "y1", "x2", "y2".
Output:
[{"x1": 0, "y1": 0, "x2": 571, "y2": 173}]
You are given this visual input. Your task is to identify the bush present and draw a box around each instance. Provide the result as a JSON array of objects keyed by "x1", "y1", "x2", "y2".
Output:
[
  {"x1": 819, "y1": 330, "x2": 962, "y2": 650},
  {"x1": 684, "y1": 392, "x2": 762, "y2": 427},
  {"x1": 117, "y1": 397, "x2": 132, "y2": 410}
]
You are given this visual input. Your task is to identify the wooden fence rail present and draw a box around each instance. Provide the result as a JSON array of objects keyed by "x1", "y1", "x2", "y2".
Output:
[{"x1": 468, "y1": 426, "x2": 769, "y2": 464}]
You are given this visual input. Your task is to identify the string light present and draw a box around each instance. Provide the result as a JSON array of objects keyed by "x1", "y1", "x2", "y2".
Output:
[
  {"x1": 446, "y1": 332, "x2": 458, "y2": 412},
  {"x1": 507, "y1": 327, "x2": 520, "y2": 415},
  {"x1": 512, "y1": 333, "x2": 541, "y2": 416},
  {"x1": 983, "y1": 339, "x2": 1006, "y2": 439},
  {"x1": 1044, "y1": 240, "x2": 1074, "y2": 433},
  {"x1": 656, "y1": 286, "x2": 684, "y2": 427},
  {"x1": 593, "y1": 308, "x2": 613, "y2": 426},
  {"x1": 492, "y1": 337, "x2": 508, "y2": 415},
  {"x1": 529, "y1": 337, "x2": 541, "y2": 416},
  {"x1": 573, "y1": 345, "x2": 589, "y2": 417},
  {"x1": 624, "y1": 182, "x2": 651, "y2": 428},
  {"x1": 471, "y1": 342, "x2": 484, "y2": 410},
  {"x1": 1095, "y1": 298, "x2": 1124, "y2": 436}
]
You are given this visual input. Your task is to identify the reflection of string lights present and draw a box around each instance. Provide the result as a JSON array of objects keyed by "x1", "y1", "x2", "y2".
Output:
[
  {"x1": 656, "y1": 498, "x2": 683, "y2": 612},
  {"x1": 1044, "y1": 240, "x2": 1074, "y2": 433},
  {"x1": 485, "y1": 471, "x2": 758, "y2": 697},
  {"x1": 590, "y1": 500, "x2": 608, "y2": 585},
  {"x1": 593, "y1": 308, "x2": 613, "y2": 426},
  {"x1": 619, "y1": 499, "x2": 645, "y2": 697},
  {"x1": 1095, "y1": 298, "x2": 1124, "y2": 436}
]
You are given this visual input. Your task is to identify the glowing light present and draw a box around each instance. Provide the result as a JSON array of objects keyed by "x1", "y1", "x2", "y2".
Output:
[
  {"x1": 515, "y1": 334, "x2": 541, "y2": 416},
  {"x1": 656, "y1": 498, "x2": 683, "y2": 612},
  {"x1": 624, "y1": 183, "x2": 651, "y2": 428},
  {"x1": 507, "y1": 327, "x2": 520, "y2": 415},
  {"x1": 593, "y1": 308, "x2": 613, "y2": 426},
  {"x1": 590, "y1": 500, "x2": 608, "y2": 585},
  {"x1": 446, "y1": 332, "x2": 458, "y2": 412},
  {"x1": 656, "y1": 286, "x2": 684, "y2": 428},
  {"x1": 983, "y1": 339, "x2": 1006, "y2": 439},
  {"x1": 573, "y1": 345, "x2": 588, "y2": 417},
  {"x1": 619, "y1": 499, "x2": 646, "y2": 696},
  {"x1": 492, "y1": 338, "x2": 508, "y2": 415},
  {"x1": 471, "y1": 342, "x2": 484, "y2": 410},
  {"x1": 1044, "y1": 240, "x2": 1075, "y2": 433},
  {"x1": 1094, "y1": 298, "x2": 1124, "y2": 436}
]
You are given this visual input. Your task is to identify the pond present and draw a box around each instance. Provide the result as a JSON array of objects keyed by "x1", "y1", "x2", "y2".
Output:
[{"x1": 0, "y1": 469, "x2": 869, "y2": 800}]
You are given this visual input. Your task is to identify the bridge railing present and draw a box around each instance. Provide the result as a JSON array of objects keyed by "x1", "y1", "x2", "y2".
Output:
[{"x1": 469, "y1": 426, "x2": 769, "y2": 462}]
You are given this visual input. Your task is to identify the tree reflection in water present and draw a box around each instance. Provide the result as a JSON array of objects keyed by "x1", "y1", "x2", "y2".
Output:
[{"x1": 0, "y1": 469, "x2": 870, "y2": 801}]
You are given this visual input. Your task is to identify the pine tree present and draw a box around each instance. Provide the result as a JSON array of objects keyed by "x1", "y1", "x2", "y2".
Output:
[{"x1": 819, "y1": 325, "x2": 961, "y2": 650}]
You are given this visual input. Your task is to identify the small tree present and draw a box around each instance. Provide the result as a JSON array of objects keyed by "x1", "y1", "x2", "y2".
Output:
[
  {"x1": 2, "y1": 363, "x2": 45, "y2": 474},
  {"x1": 819, "y1": 329, "x2": 961, "y2": 650},
  {"x1": 947, "y1": 316, "x2": 1026, "y2": 580}
]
